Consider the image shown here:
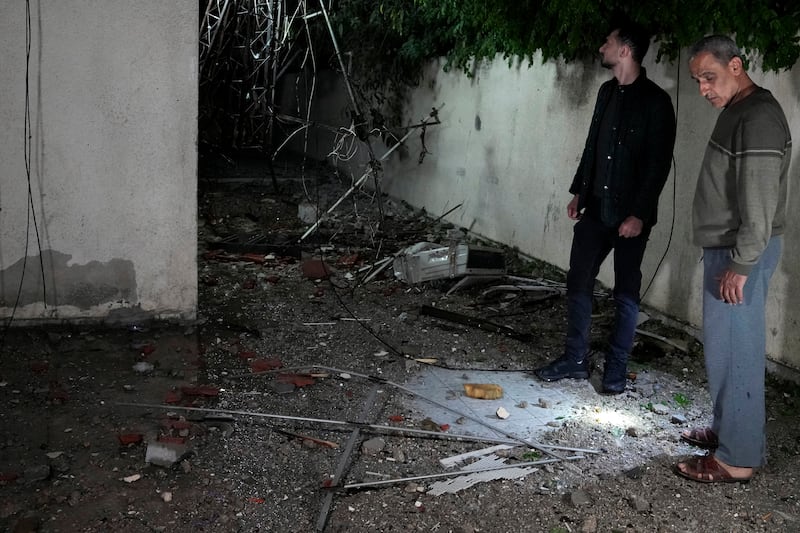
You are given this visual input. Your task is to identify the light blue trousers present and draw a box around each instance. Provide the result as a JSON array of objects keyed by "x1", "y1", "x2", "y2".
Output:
[{"x1": 702, "y1": 236, "x2": 781, "y2": 467}]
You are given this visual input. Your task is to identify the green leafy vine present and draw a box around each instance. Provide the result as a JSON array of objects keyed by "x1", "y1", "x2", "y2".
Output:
[{"x1": 331, "y1": 0, "x2": 800, "y2": 123}]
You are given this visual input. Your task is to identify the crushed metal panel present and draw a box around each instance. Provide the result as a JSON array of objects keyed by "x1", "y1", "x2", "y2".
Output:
[{"x1": 393, "y1": 242, "x2": 505, "y2": 284}]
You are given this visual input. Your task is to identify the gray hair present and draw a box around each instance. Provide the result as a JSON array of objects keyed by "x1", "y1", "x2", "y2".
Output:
[{"x1": 688, "y1": 35, "x2": 743, "y2": 65}]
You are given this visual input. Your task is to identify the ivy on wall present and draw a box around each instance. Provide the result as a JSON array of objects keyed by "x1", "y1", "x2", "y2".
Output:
[{"x1": 331, "y1": 0, "x2": 799, "y2": 119}]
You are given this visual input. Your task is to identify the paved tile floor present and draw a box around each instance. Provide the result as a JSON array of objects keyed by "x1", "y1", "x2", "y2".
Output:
[{"x1": 404, "y1": 366, "x2": 595, "y2": 444}]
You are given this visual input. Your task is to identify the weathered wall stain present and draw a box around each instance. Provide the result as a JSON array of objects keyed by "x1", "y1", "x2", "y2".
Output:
[
  {"x1": 0, "y1": 250, "x2": 137, "y2": 310},
  {"x1": 553, "y1": 58, "x2": 597, "y2": 109}
]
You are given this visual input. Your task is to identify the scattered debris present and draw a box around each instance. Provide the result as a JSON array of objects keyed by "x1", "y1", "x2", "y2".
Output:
[
  {"x1": 428, "y1": 448, "x2": 543, "y2": 495},
  {"x1": 132, "y1": 361, "x2": 154, "y2": 374},
  {"x1": 670, "y1": 413, "x2": 688, "y2": 425},
  {"x1": 419, "y1": 305, "x2": 532, "y2": 341},
  {"x1": 635, "y1": 328, "x2": 689, "y2": 353},
  {"x1": 649, "y1": 403, "x2": 670, "y2": 415},
  {"x1": 276, "y1": 429, "x2": 339, "y2": 449},
  {"x1": 569, "y1": 489, "x2": 592, "y2": 507},
  {"x1": 361, "y1": 437, "x2": 386, "y2": 456},
  {"x1": 145, "y1": 441, "x2": 190, "y2": 468}
]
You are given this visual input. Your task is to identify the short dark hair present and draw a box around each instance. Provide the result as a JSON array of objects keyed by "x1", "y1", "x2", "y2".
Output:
[
  {"x1": 688, "y1": 35, "x2": 743, "y2": 65},
  {"x1": 614, "y1": 21, "x2": 651, "y2": 64}
]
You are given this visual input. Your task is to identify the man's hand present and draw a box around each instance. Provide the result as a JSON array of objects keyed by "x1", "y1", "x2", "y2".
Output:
[
  {"x1": 717, "y1": 269, "x2": 747, "y2": 305},
  {"x1": 618, "y1": 216, "x2": 643, "y2": 238},
  {"x1": 567, "y1": 195, "x2": 581, "y2": 220}
]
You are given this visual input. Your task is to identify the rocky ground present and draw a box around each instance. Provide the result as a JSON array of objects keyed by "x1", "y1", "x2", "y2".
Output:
[{"x1": 1, "y1": 154, "x2": 800, "y2": 533}]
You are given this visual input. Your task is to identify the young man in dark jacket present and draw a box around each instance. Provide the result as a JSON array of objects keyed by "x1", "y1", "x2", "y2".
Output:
[{"x1": 534, "y1": 21, "x2": 676, "y2": 393}]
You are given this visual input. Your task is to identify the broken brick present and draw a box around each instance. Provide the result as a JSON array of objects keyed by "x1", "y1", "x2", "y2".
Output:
[
  {"x1": 388, "y1": 415, "x2": 404, "y2": 423},
  {"x1": 165, "y1": 390, "x2": 182, "y2": 404},
  {"x1": 0, "y1": 471, "x2": 20, "y2": 483},
  {"x1": 157, "y1": 435, "x2": 187, "y2": 445},
  {"x1": 250, "y1": 358, "x2": 282, "y2": 373},
  {"x1": 180, "y1": 385, "x2": 220, "y2": 397},
  {"x1": 118, "y1": 433, "x2": 144, "y2": 445},
  {"x1": 49, "y1": 383, "x2": 69, "y2": 402},
  {"x1": 241, "y1": 253, "x2": 266, "y2": 264},
  {"x1": 238, "y1": 350, "x2": 257, "y2": 360},
  {"x1": 30, "y1": 361, "x2": 49, "y2": 374},
  {"x1": 302, "y1": 258, "x2": 332, "y2": 280}
]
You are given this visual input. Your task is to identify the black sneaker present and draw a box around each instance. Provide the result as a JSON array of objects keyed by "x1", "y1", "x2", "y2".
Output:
[
  {"x1": 601, "y1": 360, "x2": 627, "y2": 394},
  {"x1": 534, "y1": 356, "x2": 590, "y2": 382}
]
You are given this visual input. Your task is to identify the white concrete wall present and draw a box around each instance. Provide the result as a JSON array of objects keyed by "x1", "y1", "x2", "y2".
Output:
[
  {"x1": 291, "y1": 51, "x2": 800, "y2": 372},
  {"x1": 0, "y1": 1, "x2": 198, "y2": 323},
  {"x1": 380, "y1": 53, "x2": 800, "y2": 371}
]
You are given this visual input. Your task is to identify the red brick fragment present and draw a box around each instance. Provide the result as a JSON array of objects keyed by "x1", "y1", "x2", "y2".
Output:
[
  {"x1": 30, "y1": 361, "x2": 49, "y2": 374},
  {"x1": 0, "y1": 471, "x2": 20, "y2": 482},
  {"x1": 118, "y1": 433, "x2": 143, "y2": 445},
  {"x1": 165, "y1": 390, "x2": 182, "y2": 404},
  {"x1": 241, "y1": 253, "x2": 266, "y2": 264},
  {"x1": 302, "y1": 258, "x2": 332, "y2": 280},
  {"x1": 250, "y1": 358, "x2": 282, "y2": 373},
  {"x1": 238, "y1": 350, "x2": 257, "y2": 360},
  {"x1": 242, "y1": 278, "x2": 257, "y2": 290},
  {"x1": 180, "y1": 385, "x2": 219, "y2": 397},
  {"x1": 388, "y1": 415, "x2": 404, "y2": 423},
  {"x1": 49, "y1": 383, "x2": 69, "y2": 403},
  {"x1": 157, "y1": 435, "x2": 187, "y2": 445}
]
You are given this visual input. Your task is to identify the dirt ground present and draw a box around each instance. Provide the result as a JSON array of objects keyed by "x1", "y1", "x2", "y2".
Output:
[{"x1": 2, "y1": 155, "x2": 800, "y2": 533}]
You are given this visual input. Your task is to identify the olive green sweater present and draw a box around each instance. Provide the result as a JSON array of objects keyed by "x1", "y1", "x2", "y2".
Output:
[{"x1": 692, "y1": 87, "x2": 792, "y2": 275}]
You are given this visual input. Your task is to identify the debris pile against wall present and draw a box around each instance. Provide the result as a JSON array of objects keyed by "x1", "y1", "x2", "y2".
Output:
[{"x1": 200, "y1": 0, "x2": 442, "y2": 228}]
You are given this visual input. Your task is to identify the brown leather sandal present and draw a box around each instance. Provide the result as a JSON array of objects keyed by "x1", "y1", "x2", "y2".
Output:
[
  {"x1": 680, "y1": 427, "x2": 718, "y2": 449},
  {"x1": 674, "y1": 455, "x2": 752, "y2": 484}
]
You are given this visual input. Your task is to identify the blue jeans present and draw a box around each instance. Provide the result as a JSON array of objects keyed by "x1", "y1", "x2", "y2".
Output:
[
  {"x1": 703, "y1": 236, "x2": 782, "y2": 467},
  {"x1": 565, "y1": 213, "x2": 650, "y2": 364}
]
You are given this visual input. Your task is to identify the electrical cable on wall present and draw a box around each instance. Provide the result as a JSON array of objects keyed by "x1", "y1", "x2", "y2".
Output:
[
  {"x1": 2, "y1": 0, "x2": 48, "y2": 347},
  {"x1": 640, "y1": 48, "x2": 681, "y2": 301}
]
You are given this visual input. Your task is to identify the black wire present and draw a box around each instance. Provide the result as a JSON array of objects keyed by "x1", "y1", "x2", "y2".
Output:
[
  {"x1": 641, "y1": 50, "x2": 681, "y2": 301},
  {"x1": 1, "y1": 0, "x2": 47, "y2": 348}
]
